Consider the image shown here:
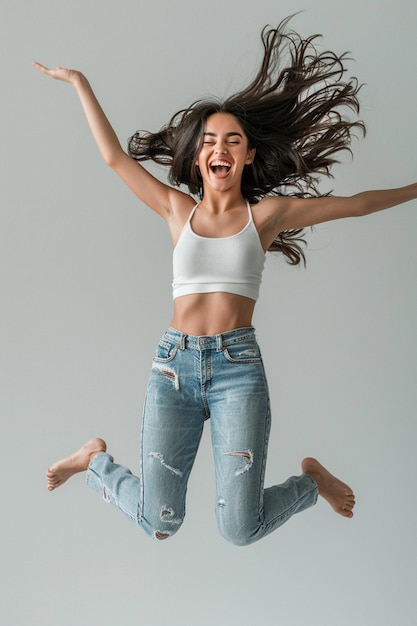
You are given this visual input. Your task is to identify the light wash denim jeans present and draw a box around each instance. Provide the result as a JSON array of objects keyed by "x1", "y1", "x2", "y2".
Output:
[{"x1": 86, "y1": 327, "x2": 318, "y2": 545}]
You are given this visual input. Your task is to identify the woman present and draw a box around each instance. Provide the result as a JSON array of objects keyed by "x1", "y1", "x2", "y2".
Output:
[{"x1": 33, "y1": 19, "x2": 416, "y2": 545}]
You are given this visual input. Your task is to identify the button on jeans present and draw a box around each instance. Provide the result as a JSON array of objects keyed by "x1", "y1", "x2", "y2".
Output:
[{"x1": 87, "y1": 327, "x2": 318, "y2": 544}]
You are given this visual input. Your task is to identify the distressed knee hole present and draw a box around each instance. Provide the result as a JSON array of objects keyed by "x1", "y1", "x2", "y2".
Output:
[{"x1": 224, "y1": 450, "x2": 254, "y2": 475}]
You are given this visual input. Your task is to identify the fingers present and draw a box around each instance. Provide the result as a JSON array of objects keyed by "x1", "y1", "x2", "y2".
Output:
[
  {"x1": 32, "y1": 61, "x2": 46, "y2": 71},
  {"x1": 32, "y1": 61, "x2": 75, "y2": 83},
  {"x1": 32, "y1": 61, "x2": 57, "y2": 77}
]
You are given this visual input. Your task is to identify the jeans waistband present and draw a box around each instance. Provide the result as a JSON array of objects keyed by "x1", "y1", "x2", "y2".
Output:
[{"x1": 165, "y1": 326, "x2": 256, "y2": 350}]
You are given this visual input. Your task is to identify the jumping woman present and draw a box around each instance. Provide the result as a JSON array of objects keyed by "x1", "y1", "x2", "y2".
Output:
[{"x1": 33, "y1": 18, "x2": 417, "y2": 545}]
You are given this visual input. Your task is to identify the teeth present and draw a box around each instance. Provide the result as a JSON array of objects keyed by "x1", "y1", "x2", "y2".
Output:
[{"x1": 211, "y1": 160, "x2": 231, "y2": 168}]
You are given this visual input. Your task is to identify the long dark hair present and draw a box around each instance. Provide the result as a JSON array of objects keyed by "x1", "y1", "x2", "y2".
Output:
[{"x1": 128, "y1": 16, "x2": 365, "y2": 265}]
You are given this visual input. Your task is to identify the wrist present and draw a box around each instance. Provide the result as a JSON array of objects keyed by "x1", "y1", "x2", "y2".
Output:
[{"x1": 72, "y1": 71, "x2": 88, "y2": 90}]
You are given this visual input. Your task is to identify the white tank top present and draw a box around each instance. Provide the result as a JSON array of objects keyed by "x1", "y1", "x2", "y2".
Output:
[{"x1": 172, "y1": 202, "x2": 265, "y2": 301}]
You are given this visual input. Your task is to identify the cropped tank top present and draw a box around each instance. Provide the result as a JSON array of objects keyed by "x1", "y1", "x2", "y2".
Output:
[{"x1": 172, "y1": 202, "x2": 265, "y2": 301}]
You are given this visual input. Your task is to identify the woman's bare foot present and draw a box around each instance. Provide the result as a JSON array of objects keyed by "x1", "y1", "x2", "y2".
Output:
[
  {"x1": 301, "y1": 457, "x2": 355, "y2": 518},
  {"x1": 46, "y1": 438, "x2": 107, "y2": 491}
]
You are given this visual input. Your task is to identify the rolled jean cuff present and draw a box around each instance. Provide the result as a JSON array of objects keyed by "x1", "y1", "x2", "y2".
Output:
[
  {"x1": 86, "y1": 452, "x2": 114, "y2": 494},
  {"x1": 303, "y1": 473, "x2": 319, "y2": 506}
]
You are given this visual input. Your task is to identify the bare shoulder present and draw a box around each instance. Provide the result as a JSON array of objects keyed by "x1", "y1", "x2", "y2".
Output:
[
  {"x1": 168, "y1": 188, "x2": 197, "y2": 222},
  {"x1": 251, "y1": 195, "x2": 287, "y2": 229},
  {"x1": 250, "y1": 196, "x2": 289, "y2": 251},
  {"x1": 166, "y1": 189, "x2": 198, "y2": 244}
]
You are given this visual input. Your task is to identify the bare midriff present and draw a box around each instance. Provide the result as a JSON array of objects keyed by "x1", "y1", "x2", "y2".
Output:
[{"x1": 170, "y1": 292, "x2": 256, "y2": 336}]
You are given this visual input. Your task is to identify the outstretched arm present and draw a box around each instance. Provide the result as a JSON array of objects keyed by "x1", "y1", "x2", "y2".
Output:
[
  {"x1": 254, "y1": 184, "x2": 417, "y2": 252},
  {"x1": 266, "y1": 184, "x2": 417, "y2": 233},
  {"x1": 32, "y1": 63, "x2": 185, "y2": 218}
]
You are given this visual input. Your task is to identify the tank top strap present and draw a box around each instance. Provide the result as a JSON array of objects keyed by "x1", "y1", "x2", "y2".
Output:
[
  {"x1": 246, "y1": 201, "x2": 253, "y2": 222},
  {"x1": 186, "y1": 202, "x2": 200, "y2": 224},
  {"x1": 246, "y1": 201, "x2": 262, "y2": 238}
]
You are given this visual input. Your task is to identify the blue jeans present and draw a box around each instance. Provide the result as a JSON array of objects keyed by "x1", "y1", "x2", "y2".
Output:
[{"x1": 86, "y1": 327, "x2": 318, "y2": 545}]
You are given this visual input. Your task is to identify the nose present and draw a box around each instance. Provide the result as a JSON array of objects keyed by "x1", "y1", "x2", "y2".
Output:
[{"x1": 215, "y1": 144, "x2": 228, "y2": 154}]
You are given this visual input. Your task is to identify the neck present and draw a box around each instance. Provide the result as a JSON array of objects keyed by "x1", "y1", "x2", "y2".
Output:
[{"x1": 200, "y1": 190, "x2": 246, "y2": 213}]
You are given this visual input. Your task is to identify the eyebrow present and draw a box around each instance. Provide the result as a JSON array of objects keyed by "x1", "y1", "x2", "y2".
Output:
[{"x1": 203, "y1": 131, "x2": 243, "y2": 138}]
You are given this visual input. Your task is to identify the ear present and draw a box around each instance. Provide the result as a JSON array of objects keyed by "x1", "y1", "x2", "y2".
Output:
[{"x1": 245, "y1": 148, "x2": 256, "y2": 164}]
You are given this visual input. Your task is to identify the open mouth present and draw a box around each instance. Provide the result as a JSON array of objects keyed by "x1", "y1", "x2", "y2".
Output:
[{"x1": 210, "y1": 160, "x2": 232, "y2": 177}]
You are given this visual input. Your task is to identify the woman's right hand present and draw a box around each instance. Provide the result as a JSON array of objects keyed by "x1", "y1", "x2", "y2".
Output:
[
  {"x1": 32, "y1": 60, "x2": 180, "y2": 218},
  {"x1": 32, "y1": 62, "x2": 82, "y2": 86}
]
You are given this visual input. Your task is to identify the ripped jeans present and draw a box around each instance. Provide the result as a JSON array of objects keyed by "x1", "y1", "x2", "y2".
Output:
[{"x1": 86, "y1": 327, "x2": 318, "y2": 545}]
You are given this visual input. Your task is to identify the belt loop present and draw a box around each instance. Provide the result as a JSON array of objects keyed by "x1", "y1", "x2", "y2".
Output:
[{"x1": 216, "y1": 333, "x2": 222, "y2": 351}]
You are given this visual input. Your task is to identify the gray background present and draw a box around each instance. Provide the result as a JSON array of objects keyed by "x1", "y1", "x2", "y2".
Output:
[{"x1": 2, "y1": 0, "x2": 417, "y2": 624}]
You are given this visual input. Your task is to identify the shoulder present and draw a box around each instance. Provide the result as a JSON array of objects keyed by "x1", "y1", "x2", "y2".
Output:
[
  {"x1": 168, "y1": 189, "x2": 197, "y2": 221},
  {"x1": 251, "y1": 196, "x2": 289, "y2": 230},
  {"x1": 249, "y1": 196, "x2": 289, "y2": 251},
  {"x1": 166, "y1": 189, "x2": 198, "y2": 245}
]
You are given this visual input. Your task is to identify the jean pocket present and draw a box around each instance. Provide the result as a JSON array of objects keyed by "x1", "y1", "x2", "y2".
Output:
[
  {"x1": 153, "y1": 339, "x2": 179, "y2": 363},
  {"x1": 222, "y1": 343, "x2": 262, "y2": 364}
]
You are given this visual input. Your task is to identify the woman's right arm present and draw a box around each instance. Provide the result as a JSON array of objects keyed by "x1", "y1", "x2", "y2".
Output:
[{"x1": 32, "y1": 63, "x2": 184, "y2": 218}]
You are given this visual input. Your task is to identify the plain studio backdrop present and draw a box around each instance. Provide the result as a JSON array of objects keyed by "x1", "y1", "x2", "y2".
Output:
[{"x1": 1, "y1": 1, "x2": 416, "y2": 624}]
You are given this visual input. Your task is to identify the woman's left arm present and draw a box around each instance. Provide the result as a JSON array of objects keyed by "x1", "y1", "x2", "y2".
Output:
[{"x1": 275, "y1": 182, "x2": 417, "y2": 231}]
